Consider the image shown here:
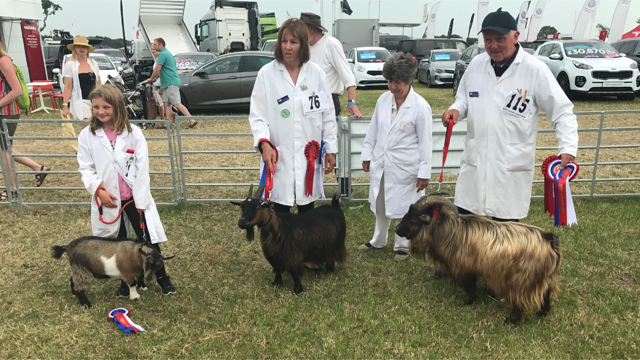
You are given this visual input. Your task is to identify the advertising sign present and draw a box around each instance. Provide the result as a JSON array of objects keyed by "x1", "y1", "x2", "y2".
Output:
[{"x1": 20, "y1": 20, "x2": 46, "y2": 81}]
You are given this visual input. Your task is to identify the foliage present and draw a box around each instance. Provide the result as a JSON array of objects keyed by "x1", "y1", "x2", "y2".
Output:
[
  {"x1": 40, "y1": 0, "x2": 62, "y2": 32},
  {"x1": 435, "y1": 34, "x2": 463, "y2": 38},
  {"x1": 88, "y1": 36, "x2": 132, "y2": 50},
  {"x1": 596, "y1": 23, "x2": 610, "y2": 32},
  {"x1": 537, "y1": 25, "x2": 559, "y2": 40}
]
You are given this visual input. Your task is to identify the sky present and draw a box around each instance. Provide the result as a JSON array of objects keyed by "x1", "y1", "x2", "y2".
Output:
[{"x1": 41, "y1": 0, "x2": 640, "y2": 41}]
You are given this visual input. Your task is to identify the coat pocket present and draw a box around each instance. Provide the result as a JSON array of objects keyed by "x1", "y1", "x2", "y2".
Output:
[
  {"x1": 461, "y1": 139, "x2": 478, "y2": 167},
  {"x1": 506, "y1": 142, "x2": 535, "y2": 172},
  {"x1": 389, "y1": 159, "x2": 419, "y2": 186}
]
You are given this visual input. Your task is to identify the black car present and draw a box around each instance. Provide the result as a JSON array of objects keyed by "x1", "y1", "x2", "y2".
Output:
[
  {"x1": 379, "y1": 34, "x2": 411, "y2": 52},
  {"x1": 397, "y1": 38, "x2": 468, "y2": 61},
  {"x1": 452, "y1": 44, "x2": 486, "y2": 96},
  {"x1": 43, "y1": 45, "x2": 59, "y2": 82},
  {"x1": 611, "y1": 39, "x2": 640, "y2": 65},
  {"x1": 94, "y1": 49, "x2": 137, "y2": 89}
]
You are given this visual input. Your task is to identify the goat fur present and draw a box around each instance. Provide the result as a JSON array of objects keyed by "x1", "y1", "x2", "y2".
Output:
[{"x1": 397, "y1": 198, "x2": 561, "y2": 323}]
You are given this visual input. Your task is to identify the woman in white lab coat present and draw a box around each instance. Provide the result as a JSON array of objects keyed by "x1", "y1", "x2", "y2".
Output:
[
  {"x1": 249, "y1": 18, "x2": 338, "y2": 214},
  {"x1": 77, "y1": 85, "x2": 175, "y2": 297},
  {"x1": 359, "y1": 52, "x2": 433, "y2": 261}
]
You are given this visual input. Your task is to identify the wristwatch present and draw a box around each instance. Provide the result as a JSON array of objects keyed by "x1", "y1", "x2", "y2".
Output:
[{"x1": 348, "y1": 100, "x2": 356, "y2": 106}]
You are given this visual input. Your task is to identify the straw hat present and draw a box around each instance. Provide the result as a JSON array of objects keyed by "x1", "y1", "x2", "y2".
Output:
[{"x1": 67, "y1": 35, "x2": 95, "y2": 52}]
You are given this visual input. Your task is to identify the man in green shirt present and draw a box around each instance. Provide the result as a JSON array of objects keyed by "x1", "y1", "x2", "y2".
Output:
[{"x1": 144, "y1": 38, "x2": 197, "y2": 128}]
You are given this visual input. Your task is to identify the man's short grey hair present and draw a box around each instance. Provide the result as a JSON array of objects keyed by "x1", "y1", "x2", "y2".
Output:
[{"x1": 382, "y1": 52, "x2": 418, "y2": 84}]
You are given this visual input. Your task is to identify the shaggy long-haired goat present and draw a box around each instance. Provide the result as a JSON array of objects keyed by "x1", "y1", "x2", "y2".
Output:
[
  {"x1": 396, "y1": 194, "x2": 561, "y2": 324},
  {"x1": 231, "y1": 185, "x2": 348, "y2": 294},
  {"x1": 51, "y1": 236, "x2": 174, "y2": 308}
]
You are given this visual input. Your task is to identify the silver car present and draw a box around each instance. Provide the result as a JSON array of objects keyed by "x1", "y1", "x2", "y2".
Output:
[{"x1": 418, "y1": 49, "x2": 463, "y2": 87}]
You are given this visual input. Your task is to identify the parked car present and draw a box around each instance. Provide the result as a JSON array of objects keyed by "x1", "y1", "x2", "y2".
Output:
[
  {"x1": 397, "y1": 38, "x2": 468, "y2": 62},
  {"x1": 452, "y1": 44, "x2": 486, "y2": 96},
  {"x1": 178, "y1": 51, "x2": 274, "y2": 110},
  {"x1": 93, "y1": 49, "x2": 136, "y2": 89},
  {"x1": 521, "y1": 39, "x2": 548, "y2": 51},
  {"x1": 379, "y1": 34, "x2": 411, "y2": 53},
  {"x1": 610, "y1": 39, "x2": 640, "y2": 66},
  {"x1": 262, "y1": 39, "x2": 277, "y2": 52},
  {"x1": 43, "y1": 45, "x2": 59, "y2": 83},
  {"x1": 534, "y1": 40, "x2": 640, "y2": 100},
  {"x1": 346, "y1": 47, "x2": 390, "y2": 88},
  {"x1": 174, "y1": 52, "x2": 216, "y2": 73},
  {"x1": 53, "y1": 53, "x2": 123, "y2": 94},
  {"x1": 418, "y1": 49, "x2": 462, "y2": 87},
  {"x1": 54, "y1": 37, "x2": 103, "y2": 73},
  {"x1": 523, "y1": 48, "x2": 535, "y2": 55}
]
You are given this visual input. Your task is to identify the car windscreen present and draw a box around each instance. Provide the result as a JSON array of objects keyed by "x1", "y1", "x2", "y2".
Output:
[
  {"x1": 418, "y1": 40, "x2": 467, "y2": 54},
  {"x1": 91, "y1": 56, "x2": 115, "y2": 70},
  {"x1": 431, "y1": 51, "x2": 462, "y2": 61},
  {"x1": 97, "y1": 50, "x2": 126, "y2": 61},
  {"x1": 175, "y1": 54, "x2": 213, "y2": 70},
  {"x1": 357, "y1": 49, "x2": 389, "y2": 62},
  {"x1": 564, "y1": 43, "x2": 621, "y2": 59}
]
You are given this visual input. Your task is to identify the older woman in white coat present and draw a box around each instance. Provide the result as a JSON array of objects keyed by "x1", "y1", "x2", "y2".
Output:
[
  {"x1": 358, "y1": 52, "x2": 433, "y2": 261},
  {"x1": 249, "y1": 18, "x2": 337, "y2": 214}
]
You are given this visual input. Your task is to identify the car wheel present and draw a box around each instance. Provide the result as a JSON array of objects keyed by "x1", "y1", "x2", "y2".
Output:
[
  {"x1": 557, "y1": 73, "x2": 573, "y2": 100},
  {"x1": 427, "y1": 72, "x2": 432, "y2": 88},
  {"x1": 453, "y1": 76, "x2": 459, "y2": 96},
  {"x1": 417, "y1": 71, "x2": 423, "y2": 84},
  {"x1": 617, "y1": 94, "x2": 636, "y2": 101}
]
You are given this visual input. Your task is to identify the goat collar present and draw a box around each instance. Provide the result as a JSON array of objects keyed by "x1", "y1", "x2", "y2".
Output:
[{"x1": 260, "y1": 208, "x2": 274, "y2": 227}]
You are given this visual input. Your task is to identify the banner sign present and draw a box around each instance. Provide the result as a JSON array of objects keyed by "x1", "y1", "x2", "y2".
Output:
[{"x1": 20, "y1": 20, "x2": 47, "y2": 81}]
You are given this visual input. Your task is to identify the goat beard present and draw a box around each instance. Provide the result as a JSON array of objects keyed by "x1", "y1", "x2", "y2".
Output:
[{"x1": 246, "y1": 226, "x2": 255, "y2": 241}]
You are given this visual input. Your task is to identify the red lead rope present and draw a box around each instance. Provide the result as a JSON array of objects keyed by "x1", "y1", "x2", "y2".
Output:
[
  {"x1": 434, "y1": 119, "x2": 455, "y2": 221},
  {"x1": 94, "y1": 186, "x2": 139, "y2": 224}
]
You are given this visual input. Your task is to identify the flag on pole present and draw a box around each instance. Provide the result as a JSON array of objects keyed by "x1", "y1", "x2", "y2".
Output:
[
  {"x1": 607, "y1": 0, "x2": 632, "y2": 43},
  {"x1": 341, "y1": 0, "x2": 353, "y2": 15},
  {"x1": 516, "y1": 1, "x2": 530, "y2": 41},
  {"x1": 526, "y1": 0, "x2": 548, "y2": 41},
  {"x1": 426, "y1": 2, "x2": 440, "y2": 38},
  {"x1": 422, "y1": 3, "x2": 429, "y2": 24},
  {"x1": 572, "y1": 0, "x2": 601, "y2": 40},
  {"x1": 477, "y1": 1, "x2": 490, "y2": 47}
]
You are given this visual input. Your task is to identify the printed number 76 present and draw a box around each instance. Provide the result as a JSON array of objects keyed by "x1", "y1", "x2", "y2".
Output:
[
  {"x1": 309, "y1": 95, "x2": 320, "y2": 110},
  {"x1": 506, "y1": 94, "x2": 530, "y2": 114}
]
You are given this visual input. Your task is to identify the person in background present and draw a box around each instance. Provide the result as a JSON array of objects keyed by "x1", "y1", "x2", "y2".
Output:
[
  {"x1": 0, "y1": 41, "x2": 49, "y2": 201},
  {"x1": 358, "y1": 52, "x2": 432, "y2": 261},
  {"x1": 442, "y1": 8, "x2": 578, "y2": 222},
  {"x1": 149, "y1": 46, "x2": 167, "y2": 127},
  {"x1": 301, "y1": 12, "x2": 361, "y2": 197},
  {"x1": 62, "y1": 35, "x2": 102, "y2": 126},
  {"x1": 249, "y1": 18, "x2": 338, "y2": 214},
  {"x1": 142, "y1": 38, "x2": 196, "y2": 129}
]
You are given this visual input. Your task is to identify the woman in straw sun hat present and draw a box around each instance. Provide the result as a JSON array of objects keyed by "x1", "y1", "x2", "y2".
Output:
[{"x1": 61, "y1": 35, "x2": 102, "y2": 125}]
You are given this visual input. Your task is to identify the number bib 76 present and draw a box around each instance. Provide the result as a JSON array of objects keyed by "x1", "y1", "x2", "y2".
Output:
[{"x1": 302, "y1": 90, "x2": 330, "y2": 115}]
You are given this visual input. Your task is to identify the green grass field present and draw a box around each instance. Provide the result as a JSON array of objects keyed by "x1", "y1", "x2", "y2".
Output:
[{"x1": 1, "y1": 84, "x2": 639, "y2": 358}]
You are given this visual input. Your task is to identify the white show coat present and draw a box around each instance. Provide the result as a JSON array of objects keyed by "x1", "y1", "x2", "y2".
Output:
[
  {"x1": 450, "y1": 48, "x2": 579, "y2": 219},
  {"x1": 77, "y1": 125, "x2": 167, "y2": 244},
  {"x1": 63, "y1": 59, "x2": 101, "y2": 120},
  {"x1": 249, "y1": 60, "x2": 338, "y2": 206},
  {"x1": 361, "y1": 89, "x2": 433, "y2": 218}
]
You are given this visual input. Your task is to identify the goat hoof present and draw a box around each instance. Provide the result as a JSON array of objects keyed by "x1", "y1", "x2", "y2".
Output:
[
  {"x1": 504, "y1": 317, "x2": 520, "y2": 325},
  {"x1": 433, "y1": 270, "x2": 448, "y2": 279},
  {"x1": 293, "y1": 286, "x2": 304, "y2": 295},
  {"x1": 537, "y1": 310, "x2": 550, "y2": 317},
  {"x1": 463, "y1": 295, "x2": 476, "y2": 305},
  {"x1": 139, "y1": 286, "x2": 148, "y2": 292},
  {"x1": 81, "y1": 302, "x2": 92, "y2": 308},
  {"x1": 271, "y1": 280, "x2": 281, "y2": 287},
  {"x1": 130, "y1": 294, "x2": 141, "y2": 301}
]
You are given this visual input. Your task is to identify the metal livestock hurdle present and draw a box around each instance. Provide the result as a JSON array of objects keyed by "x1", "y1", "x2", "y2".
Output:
[
  {"x1": 174, "y1": 115, "x2": 341, "y2": 204},
  {"x1": 0, "y1": 118, "x2": 178, "y2": 212},
  {"x1": 344, "y1": 110, "x2": 640, "y2": 201}
]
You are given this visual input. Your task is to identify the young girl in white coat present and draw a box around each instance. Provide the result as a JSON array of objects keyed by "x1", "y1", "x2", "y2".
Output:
[{"x1": 77, "y1": 85, "x2": 176, "y2": 297}]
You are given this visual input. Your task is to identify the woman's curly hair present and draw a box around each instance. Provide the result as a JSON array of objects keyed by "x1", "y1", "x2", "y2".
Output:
[{"x1": 382, "y1": 52, "x2": 419, "y2": 84}]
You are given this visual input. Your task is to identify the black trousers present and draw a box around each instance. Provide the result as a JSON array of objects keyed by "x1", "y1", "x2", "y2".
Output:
[
  {"x1": 457, "y1": 206, "x2": 520, "y2": 222},
  {"x1": 117, "y1": 198, "x2": 168, "y2": 277},
  {"x1": 273, "y1": 202, "x2": 314, "y2": 214},
  {"x1": 331, "y1": 94, "x2": 341, "y2": 116}
]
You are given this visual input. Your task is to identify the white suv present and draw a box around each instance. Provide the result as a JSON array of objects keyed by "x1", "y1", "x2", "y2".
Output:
[{"x1": 534, "y1": 40, "x2": 640, "y2": 100}]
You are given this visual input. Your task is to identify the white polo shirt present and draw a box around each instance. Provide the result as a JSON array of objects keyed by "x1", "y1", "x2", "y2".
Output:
[{"x1": 309, "y1": 35, "x2": 356, "y2": 95}]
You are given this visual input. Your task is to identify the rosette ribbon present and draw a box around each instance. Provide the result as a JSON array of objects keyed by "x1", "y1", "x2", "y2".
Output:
[
  {"x1": 258, "y1": 138, "x2": 278, "y2": 200},
  {"x1": 541, "y1": 155, "x2": 560, "y2": 216},
  {"x1": 304, "y1": 141, "x2": 320, "y2": 197},
  {"x1": 545, "y1": 158, "x2": 579, "y2": 227},
  {"x1": 108, "y1": 308, "x2": 145, "y2": 334}
]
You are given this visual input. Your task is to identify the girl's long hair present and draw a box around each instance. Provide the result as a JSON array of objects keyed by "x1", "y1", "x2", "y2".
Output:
[
  {"x1": 87, "y1": 85, "x2": 132, "y2": 135},
  {"x1": 0, "y1": 41, "x2": 10, "y2": 58}
]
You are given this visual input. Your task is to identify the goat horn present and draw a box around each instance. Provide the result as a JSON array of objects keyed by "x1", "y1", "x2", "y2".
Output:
[
  {"x1": 426, "y1": 191, "x2": 449, "y2": 197},
  {"x1": 415, "y1": 195, "x2": 459, "y2": 217},
  {"x1": 248, "y1": 184, "x2": 254, "y2": 199},
  {"x1": 253, "y1": 184, "x2": 266, "y2": 199}
]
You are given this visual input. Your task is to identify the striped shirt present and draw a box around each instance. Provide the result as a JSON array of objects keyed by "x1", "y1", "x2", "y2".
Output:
[{"x1": 0, "y1": 73, "x2": 19, "y2": 116}]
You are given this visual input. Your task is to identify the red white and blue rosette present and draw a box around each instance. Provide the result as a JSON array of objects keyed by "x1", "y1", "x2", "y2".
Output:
[
  {"x1": 108, "y1": 308, "x2": 145, "y2": 334},
  {"x1": 544, "y1": 157, "x2": 579, "y2": 227}
]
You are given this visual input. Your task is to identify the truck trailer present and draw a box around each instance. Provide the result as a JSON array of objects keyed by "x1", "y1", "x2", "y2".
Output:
[{"x1": 194, "y1": 0, "x2": 261, "y2": 54}]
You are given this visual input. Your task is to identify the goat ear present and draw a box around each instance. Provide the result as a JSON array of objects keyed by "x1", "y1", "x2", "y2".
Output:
[
  {"x1": 230, "y1": 201, "x2": 242, "y2": 206},
  {"x1": 163, "y1": 255, "x2": 175, "y2": 261},
  {"x1": 419, "y1": 214, "x2": 431, "y2": 223}
]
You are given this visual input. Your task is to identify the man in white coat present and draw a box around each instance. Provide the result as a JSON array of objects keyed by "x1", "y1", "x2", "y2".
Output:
[
  {"x1": 359, "y1": 53, "x2": 433, "y2": 261},
  {"x1": 442, "y1": 8, "x2": 579, "y2": 221}
]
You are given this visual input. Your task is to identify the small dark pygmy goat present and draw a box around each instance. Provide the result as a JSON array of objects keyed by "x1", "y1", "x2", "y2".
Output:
[
  {"x1": 51, "y1": 236, "x2": 174, "y2": 308},
  {"x1": 396, "y1": 194, "x2": 562, "y2": 324},
  {"x1": 231, "y1": 184, "x2": 348, "y2": 294}
]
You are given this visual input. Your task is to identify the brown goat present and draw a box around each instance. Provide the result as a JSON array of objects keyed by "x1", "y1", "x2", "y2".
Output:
[{"x1": 396, "y1": 194, "x2": 561, "y2": 324}]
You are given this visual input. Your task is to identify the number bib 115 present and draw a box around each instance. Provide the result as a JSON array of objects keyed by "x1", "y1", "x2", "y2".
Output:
[{"x1": 503, "y1": 91, "x2": 532, "y2": 119}]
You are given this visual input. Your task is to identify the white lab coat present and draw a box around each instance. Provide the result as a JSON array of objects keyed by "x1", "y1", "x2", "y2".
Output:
[
  {"x1": 249, "y1": 60, "x2": 338, "y2": 206},
  {"x1": 361, "y1": 89, "x2": 433, "y2": 218},
  {"x1": 450, "y1": 48, "x2": 579, "y2": 219},
  {"x1": 77, "y1": 125, "x2": 167, "y2": 244}
]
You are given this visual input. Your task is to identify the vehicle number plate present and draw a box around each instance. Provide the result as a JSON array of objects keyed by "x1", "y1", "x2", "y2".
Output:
[{"x1": 603, "y1": 82, "x2": 623, "y2": 87}]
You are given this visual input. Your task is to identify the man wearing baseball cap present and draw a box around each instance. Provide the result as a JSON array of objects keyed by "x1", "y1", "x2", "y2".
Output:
[{"x1": 440, "y1": 8, "x2": 578, "y2": 222}]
